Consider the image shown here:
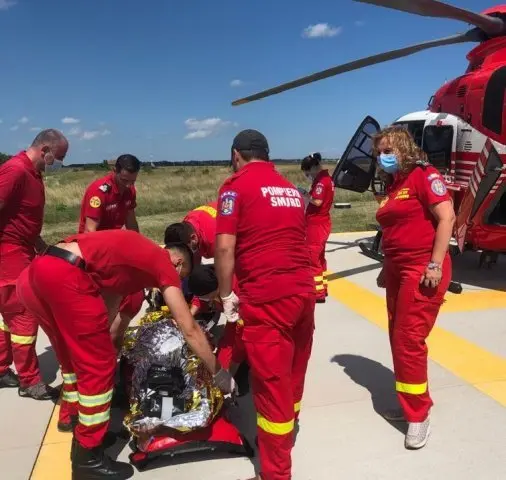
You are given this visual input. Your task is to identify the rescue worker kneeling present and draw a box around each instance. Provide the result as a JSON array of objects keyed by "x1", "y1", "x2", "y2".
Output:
[
  {"x1": 16, "y1": 229, "x2": 236, "y2": 480},
  {"x1": 373, "y1": 127, "x2": 455, "y2": 450}
]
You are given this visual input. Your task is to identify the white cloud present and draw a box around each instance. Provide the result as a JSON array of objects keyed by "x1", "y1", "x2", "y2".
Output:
[
  {"x1": 30, "y1": 127, "x2": 42, "y2": 132},
  {"x1": 68, "y1": 127, "x2": 82, "y2": 136},
  {"x1": 18, "y1": 116, "x2": 29, "y2": 124},
  {"x1": 10, "y1": 125, "x2": 19, "y2": 131},
  {"x1": 355, "y1": 20, "x2": 365, "y2": 27},
  {"x1": 61, "y1": 117, "x2": 80, "y2": 124},
  {"x1": 0, "y1": 0, "x2": 17, "y2": 11},
  {"x1": 184, "y1": 117, "x2": 237, "y2": 140},
  {"x1": 81, "y1": 129, "x2": 111, "y2": 140},
  {"x1": 302, "y1": 23, "x2": 342, "y2": 39},
  {"x1": 230, "y1": 79, "x2": 244, "y2": 87}
]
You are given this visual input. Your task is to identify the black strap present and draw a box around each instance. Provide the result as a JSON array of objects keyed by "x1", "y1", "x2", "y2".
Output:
[{"x1": 44, "y1": 245, "x2": 86, "y2": 270}]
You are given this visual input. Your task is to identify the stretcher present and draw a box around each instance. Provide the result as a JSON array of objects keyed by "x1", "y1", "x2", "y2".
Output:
[{"x1": 121, "y1": 294, "x2": 254, "y2": 472}]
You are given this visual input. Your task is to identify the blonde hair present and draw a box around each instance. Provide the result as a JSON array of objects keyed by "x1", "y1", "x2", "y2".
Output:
[{"x1": 372, "y1": 126, "x2": 427, "y2": 174}]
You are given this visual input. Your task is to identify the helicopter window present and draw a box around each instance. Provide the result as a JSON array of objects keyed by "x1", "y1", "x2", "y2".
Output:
[
  {"x1": 392, "y1": 121, "x2": 424, "y2": 148},
  {"x1": 422, "y1": 125, "x2": 453, "y2": 171}
]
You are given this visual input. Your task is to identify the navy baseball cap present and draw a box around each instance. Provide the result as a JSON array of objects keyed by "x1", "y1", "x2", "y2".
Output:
[{"x1": 232, "y1": 129, "x2": 270, "y2": 154}]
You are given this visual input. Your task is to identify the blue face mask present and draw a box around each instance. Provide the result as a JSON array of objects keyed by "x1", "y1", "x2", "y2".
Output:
[{"x1": 378, "y1": 153, "x2": 399, "y2": 174}]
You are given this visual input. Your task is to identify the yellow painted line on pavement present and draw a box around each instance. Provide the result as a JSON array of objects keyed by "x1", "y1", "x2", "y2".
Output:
[
  {"x1": 30, "y1": 402, "x2": 72, "y2": 479},
  {"x1": 441, "y1": 289, "x2": 506, "y2": 313},
  {"x1": 328, "y1": 277, "x2": 506, "y2": 407}
]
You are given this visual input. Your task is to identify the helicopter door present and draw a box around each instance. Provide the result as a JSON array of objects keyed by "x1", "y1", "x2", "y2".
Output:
[
  {"x1": 454, "y1": 141, "x2": 505, "y2": 251},
  {"x1": 332, "y1": 115, "x2": 381, "y2": 193}
]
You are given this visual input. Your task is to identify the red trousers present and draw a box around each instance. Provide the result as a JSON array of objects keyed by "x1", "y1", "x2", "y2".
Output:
[
  {"x1": 240, "y1": 293, "x2": 316, "y2": 480},
  {"x1": 118, "y1": 290, "x2": 145, "y2": 318},
  {"x1": 306, "y1": 221, "x2": 330, "y2": 300},
  {"x1": 17, "y1": 255, "x2": 117, "y2": 449},
  {"x1": 216, "y1": 320, "x2": 245, "y2": 369},
  {"x1": 0, "y1": 244, "x2": 41, "y2": 387},
  {"x1": 384, "y1": 254, "x2": 451, "y2": 422}
]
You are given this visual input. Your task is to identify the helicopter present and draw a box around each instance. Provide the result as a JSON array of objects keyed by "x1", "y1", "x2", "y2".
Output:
[{"x1": 231, "y1": 0, "x2": 506, "y2": 269}]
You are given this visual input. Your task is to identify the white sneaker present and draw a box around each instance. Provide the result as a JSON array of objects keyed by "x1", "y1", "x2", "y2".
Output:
[{"x1": 405, "y1": 416, "x2": 431, "y2": 450}]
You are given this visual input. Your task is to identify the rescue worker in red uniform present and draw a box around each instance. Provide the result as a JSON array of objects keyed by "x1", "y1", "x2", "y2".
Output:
[
  {"x1": 78, "y1": 154, "x2": 144, "y2": 349},
  {"x1": 16, "y1": 229, "x2": 236, "y2": 480},
  {"x1": 300, "y1": 152, "x2": 335, "y2": 302},
  {"x1": 0, "y1": 129, "x2": 68, "y2": 400},
  {"x1": 215, "y1": 129, "x2": 316, "y2": 480},
  {"x1": 163, "y1": 200, "x2": 218, "y2": 265},
  {"x1": 373, "y1": 127, "x2": 455, "y2": 450}
]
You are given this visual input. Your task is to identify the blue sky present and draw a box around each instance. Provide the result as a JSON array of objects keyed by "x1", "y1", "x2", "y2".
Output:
[{"x1": 0, "y1": 0, "x2": 488, "y2": 163}]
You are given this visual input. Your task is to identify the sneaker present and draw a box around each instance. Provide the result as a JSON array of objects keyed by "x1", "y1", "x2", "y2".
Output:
[
  {"x1": 380, "y1": 408, "x2": 406, "y2": 422},
  {"x1": 405, "y1": 416, "x2": 431, "y2": 450},
  {"x1": 0, "y1": 369, "x2": 20, "y2": 388},
  {"x1": 18, "y1": 382, "x2": 59, "y2": 401}
]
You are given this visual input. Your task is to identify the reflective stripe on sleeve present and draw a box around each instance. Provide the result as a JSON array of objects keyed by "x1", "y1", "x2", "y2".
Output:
[
  {"x1": 257, "y1": 413, "x2": 294, "y2": 436},
  {"x1": 396, "y1": 381, "x2": 427, "y2": 395},
  {"x1": 0, "y1": 320, "x2": 10, "y2": 333}
]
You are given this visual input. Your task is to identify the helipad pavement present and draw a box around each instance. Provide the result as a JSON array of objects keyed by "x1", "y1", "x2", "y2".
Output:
[{"x1": 2, "y1": 231, "x2": 506, "y2": 480}]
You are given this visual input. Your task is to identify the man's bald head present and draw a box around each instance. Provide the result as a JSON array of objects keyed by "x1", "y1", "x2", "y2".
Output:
[{"x1": 27, "y1": 129, "x2": 69, "y2": 172}]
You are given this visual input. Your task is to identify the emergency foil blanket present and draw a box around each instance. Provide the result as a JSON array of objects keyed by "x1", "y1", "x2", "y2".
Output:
[{"x1": 121, "y1": 310, "x2": 224, "y2": 436}]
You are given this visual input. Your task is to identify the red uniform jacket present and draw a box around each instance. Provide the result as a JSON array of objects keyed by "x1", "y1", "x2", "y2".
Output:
[
  {"x1": 305, "y1": 169, "x2": 334, "y2": 226},
  {"x1": 216, "y1": 161, "x2": 313, "y2": 304},
  {"x1": 0, "y1": 152, "x2": 45, "y2": 286},
  {"x1": 78, "y1": 172, "x2": 136, "y2": 233}
]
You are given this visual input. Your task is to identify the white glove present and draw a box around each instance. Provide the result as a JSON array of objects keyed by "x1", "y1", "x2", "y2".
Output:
[
  {"x1": 221, "y1": 291, "x2": 240, "y2": 323},
  {"x1": 213, "y1": 368, "x2": 238, "y2": 395}
]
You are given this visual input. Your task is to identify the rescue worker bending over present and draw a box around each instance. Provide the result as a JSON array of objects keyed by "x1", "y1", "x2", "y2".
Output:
[
  {"x1": 300, "y1": 152, "x2": 335, "y2": 302},
  {"x1": 78, "y1": 154, "x2": 144, "y2": 351},
  {"x1": 215, "y1": 129, "x2": 316, "y2": 480},
  {"x1": 0, "y1": 129, "x2": 68, "y2": 401},
  {"x1": 16, "y1": 229, "x2": 236, "y2": 480},
  {"x1": 374, "y1": 127, "x2": 455, "y2": 450}
]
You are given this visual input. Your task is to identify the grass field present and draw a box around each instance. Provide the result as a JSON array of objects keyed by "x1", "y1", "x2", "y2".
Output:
[{"x1": 41, "y1": 163, "x2": 379, "y2": 244}]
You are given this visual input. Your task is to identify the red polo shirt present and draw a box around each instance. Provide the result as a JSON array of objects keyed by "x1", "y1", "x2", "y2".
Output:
[
  {"x1": 306, "y1": 169, "x2": 335, "y2": 225},
  {"x1": 78, "y1": 172, "x2": 136, "y2": 233},
  {"x1": 0, "y1": 152, "x2": 45, "y2": 248},
  {"x1": 216, "y1": 162, "x2": 313, "y2": 304},
  {"x1": 62, "y1": 230, "x2": 180, "y2": 296},
  {"x1": 183, "y1": 201, "x2": 218, "y2": 260},
  {"x1": 376, "y1": 165, "x2": 451, "y2": 264}
]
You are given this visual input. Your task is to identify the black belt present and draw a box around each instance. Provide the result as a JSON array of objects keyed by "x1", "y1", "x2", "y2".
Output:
[{"x1": 44, "y1": 245, "x2": 87, "y2": 270}]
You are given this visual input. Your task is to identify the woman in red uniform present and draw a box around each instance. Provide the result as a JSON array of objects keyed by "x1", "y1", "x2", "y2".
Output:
[
  {"x1": 301, "y1": 152, "x2": 335, "y2": 302},
  {"x1": 374, "y1": 127, "x2": 455, "y2": 450}
]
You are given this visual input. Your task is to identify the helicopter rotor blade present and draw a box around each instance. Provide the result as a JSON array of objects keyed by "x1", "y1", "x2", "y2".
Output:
[
  {"x1": 232, "y1": 31, "x2": 476, "y2": 106},
  {"x1": 354, "y1": 0, "x2": 504, "y2": 36}
]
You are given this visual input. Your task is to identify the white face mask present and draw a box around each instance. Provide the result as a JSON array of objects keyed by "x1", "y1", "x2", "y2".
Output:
[{"x1": 45, "y1": 159, "x2": 63, "y2": 173}]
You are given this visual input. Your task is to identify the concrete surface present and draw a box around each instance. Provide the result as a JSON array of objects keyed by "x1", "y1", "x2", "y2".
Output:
[{"x1": 2, "y1": 231, "x2": 506, "y2": 479}]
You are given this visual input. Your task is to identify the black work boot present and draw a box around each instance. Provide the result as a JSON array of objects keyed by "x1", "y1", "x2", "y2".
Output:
[
  {"x1": 72, "y1": 440, "x2": 134, "y2": 480},
  {"x1": 18, "y1": 382, "x2": 60, "y2": 400},
  {"x1": 0, "y1": 369, "x2": 19, "y2": 388}
]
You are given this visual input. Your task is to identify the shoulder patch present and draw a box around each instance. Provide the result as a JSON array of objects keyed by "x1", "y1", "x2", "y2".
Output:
[
  {"x1": 427, "y1": 173, "x2": 440, "y2": 181},
  {"x1": 430, "y1": 178, "x2": 447, "y2": 196},
  {"x1": 219, "y1": 190, "x2": 238, "y2": 216},
  {"x1": 98, "y1": 183, "x2": 111, "y2": 193},
  {"x1": 315, "y1": 184, "x2": 323, "y2": 195},
  {"x1": 89, "y1": 196, "x2": 102, "y2": 208}
]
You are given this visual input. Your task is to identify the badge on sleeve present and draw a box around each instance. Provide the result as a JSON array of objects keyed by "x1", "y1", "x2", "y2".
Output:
[
  {"x1": 315, "y1": 184, "x2": 323, "y2": 195},
  {"x1": 89, "y1": 196, "x2": 102, "y2": 208},
  {"x1": 430, "y1": 178, "x2": 447, "y2": 196},
  {"x1": 219, "y1": 191, "x2": 237, "y2": 216},
  {"x1": 99, "y1": 183, "x2": 111, "y2": 193}
]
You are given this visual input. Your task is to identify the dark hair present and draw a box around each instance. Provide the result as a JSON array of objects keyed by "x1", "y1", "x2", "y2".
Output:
[
  {"x1": 115, "y1": 154, "x2": 141, "y2": 173},
  {"x1": 165, "y1": 242, "x2": 194, "y2": 273},
  {"x1": 301, "y1": 152, "x2": 322, "y2": 171},
  {"x1": 237, "y1": 149, "x2": 270, "y2": 162},
  {"x1": 164, "y1": 222, "x2": 195, "y2": 246},
  {"x1": 187, "y1": 264, "x2": 218, "y2": 297}
]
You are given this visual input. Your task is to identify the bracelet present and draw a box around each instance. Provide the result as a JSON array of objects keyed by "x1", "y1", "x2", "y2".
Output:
[{"x1": 427, "y1": 262, "x2": 441, "y2": 271}]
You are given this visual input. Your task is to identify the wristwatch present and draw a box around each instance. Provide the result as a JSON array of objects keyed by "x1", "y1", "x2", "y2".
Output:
[{"x1": 427, "y1": 262, "x2": 441, "y2": 271}]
